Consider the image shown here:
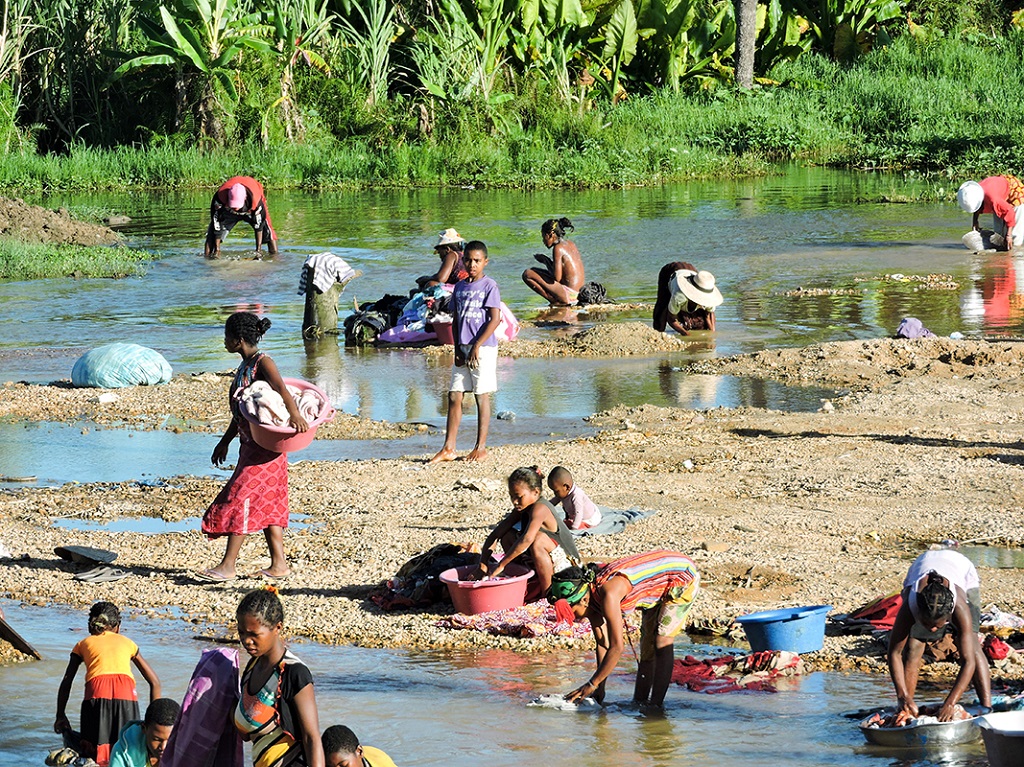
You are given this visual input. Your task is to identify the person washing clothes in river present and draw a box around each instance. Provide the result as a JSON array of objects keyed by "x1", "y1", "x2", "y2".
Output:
[
  {"x1": 205, "y1": 176, "x2": 278, "y2": 258},
  {"x1": 653, "y1": 262, "x2": 723, "y2": 335},
  {"x1": 522, "y1": 218, "x2": 585, "y2": 306},
  {"x1": 416, "y1": 228, "x2": 467, "y2": 289},
  {"x1": 551, "y1": 550, "x2": 700, "y2": 709},
  {"x1": 887, "y1": 549, "x2": 992, "y2": 723},
  {"x1": 471, "y1": 466, "x2": 581, "y2": 602},
  {"x1": 957, "y1": 176, "x2": 1024, "y2": 251}
]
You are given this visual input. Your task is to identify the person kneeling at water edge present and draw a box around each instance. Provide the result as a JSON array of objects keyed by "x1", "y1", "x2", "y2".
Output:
[
  {"x1": 551, "y1": 550, "x2": 699, "y2": 708},
  {"x1": 205, "y1": 176, "x2": 278, "y2": 258},
  {"x1": 472, "y1": 466, "x2": 581, "y2": 602},
  {"x1": 522, "y1": 217, "x2": 585, "y2": 306},
  {"x1": 109, "y1": 698, "x2": 180, "y2": 767},
  {"x1": 887, "y1": 549, "x2": 991, "y2": 723},
  {"x1": 957, "y1": 177, "x2": 1024, "y2": 251},
  {"x1": 653, "y1": 262, "x2": 722, "y2": 336},
  {"x1": 321, "y1": 725, "x2": 396, "y2": 767}
]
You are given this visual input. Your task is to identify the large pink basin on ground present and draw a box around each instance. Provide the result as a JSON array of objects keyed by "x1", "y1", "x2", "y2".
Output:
[
  {"x1": 439, "y1": 564, "x2": 534, "y2": 615},
  {"x1": 242, "y1": 377, "x2": 335, "y2": 453}
]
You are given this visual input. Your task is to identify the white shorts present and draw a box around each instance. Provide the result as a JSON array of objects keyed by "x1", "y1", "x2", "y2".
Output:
[{"x1": 450, "y1": 344, "x2": 498, "y2": 394}]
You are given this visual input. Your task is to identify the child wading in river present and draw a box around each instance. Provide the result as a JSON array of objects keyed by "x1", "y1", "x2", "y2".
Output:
[
  {"x1": 54, "y1": 602, "x2": 161, "y2": 766},
  {"x1": 234, "y1": 587, "x2": 324, "y2": 767},
  {"x1": 200, "y1": 312, "x2": 308, "y2": 582},
  {"x1": 430, "y1": 241, "x2": 502, "y2": 463}
]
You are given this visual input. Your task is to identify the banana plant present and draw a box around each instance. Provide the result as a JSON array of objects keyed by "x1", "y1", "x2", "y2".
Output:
[
  {"x1": 782, "y1": 0, "x2": 903, "y2": 59},
  {"x1": 267, "y1": 0, "x2": 334, "y2": 141},
  {"x1": 113, "y1": 0, "x2": 272, "y2": 143},
  {"x1": 335, "y1": 0, "x2": 399, "y2": 108},
  {"x1": 756, "y1": 0, "x2": 809, "y2": 75},
  {"x1": 595, "y1": 0, "x2": 637, "y2": 102}
]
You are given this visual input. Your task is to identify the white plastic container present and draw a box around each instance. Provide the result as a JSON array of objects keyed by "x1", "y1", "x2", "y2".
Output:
[{"x1": 977, "y1": 711, "x2": 1024, "y2": 767}]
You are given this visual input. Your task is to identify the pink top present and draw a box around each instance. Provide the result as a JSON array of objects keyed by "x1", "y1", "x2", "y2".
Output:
[
  {"x1": 980, "y1": 176, "x2": 1017, "y2": 230},
  {"x1": 562, "y1": 483, "x2": 602, "y2": 530}
]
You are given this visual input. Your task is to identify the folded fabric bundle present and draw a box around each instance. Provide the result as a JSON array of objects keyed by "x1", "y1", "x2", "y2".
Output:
[
  {"x1": 436, "y1": 599, "x2": 594, "y2": 639},
  {"x1": 236, "y1": 381, "x2": 324, "y2": 426},
  {"x1": 571, "y1": 506, "x2": 658, "y2": 536},
  {"x1": 671, "y1": 650, "x2": 804, "y2": 693},
  {"x1": 297, "y1": 252, "x2": 358, "y2": 294}
]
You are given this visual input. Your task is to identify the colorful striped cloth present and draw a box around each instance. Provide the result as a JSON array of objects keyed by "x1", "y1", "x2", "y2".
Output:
[
  {"x1": 436, "y1": 600, "x2": 595, "y2": 639},
  {"x1": 595, "y1": 550, "x2": 699, "y2": 612}
]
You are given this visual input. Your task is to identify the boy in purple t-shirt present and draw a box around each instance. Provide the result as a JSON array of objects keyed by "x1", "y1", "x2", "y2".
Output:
[{"x1": 430, "y1": 241, "x2": 502, "y2": 463}]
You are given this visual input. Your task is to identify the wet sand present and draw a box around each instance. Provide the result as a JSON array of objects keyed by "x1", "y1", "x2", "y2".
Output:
[{"x1": 2, "y1": 337, "x2": 1024, "y2": 687}]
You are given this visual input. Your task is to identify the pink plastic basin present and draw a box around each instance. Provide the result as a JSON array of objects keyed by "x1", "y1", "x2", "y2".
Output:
[
  {"x1": 241, "y1": 378, "x2": 335, "y2": 453},
  {"x1": 439, "y1": 564, "x2": 534, "y2": 615},
  {"x1": 433, "y1": 321, "x2": 454, "y2": 346}
]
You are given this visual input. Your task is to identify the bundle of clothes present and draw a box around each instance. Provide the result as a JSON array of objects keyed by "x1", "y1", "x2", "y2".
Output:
[
  {"x1": 236, "y1": 381, "x2": 325, "y2": 426},
  {"x1": 670, "y1": 651, "x2": 804, "y2": 694},
  {"x1": 369, "y1": 543, "x2": 480, "y2": 611}
]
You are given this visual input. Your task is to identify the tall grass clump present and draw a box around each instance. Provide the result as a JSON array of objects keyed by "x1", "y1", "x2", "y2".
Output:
[{"x1": 0, "y1": 240, "x2": 155, "y2": 280}]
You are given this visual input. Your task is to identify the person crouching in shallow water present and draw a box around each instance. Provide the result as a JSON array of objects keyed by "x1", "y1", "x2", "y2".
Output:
[
  {"x1": 652, "y1": 262, "x2": 722, "y2": 335},
  {"x1": 957, "y1": 177, "x2": 1024, "y2": 251},
  {"x1": 522, "y1": 217, "x2": 585, "y2": 306},
  {"x1": 887, "y1": 549, "x2": 991, "y2": 723},
  {"x1": 472, "y1": 466, "x2": 581, "y2": 602},
  {"x1": 550, "y1": 551, "x2": 699, "y2": 709},
  {"x1": 109, "y1": 698, "x2": 180, "y2": 767},
  {"x1": 205, "y1": 176, "x2": 278, "y2": 258},
  {"x1": 417, "y1": 228, "x2": 467, "y2": 289}
]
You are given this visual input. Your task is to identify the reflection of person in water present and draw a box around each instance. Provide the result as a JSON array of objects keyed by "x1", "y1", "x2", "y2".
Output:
[
  {"x1": 522, "y1": 218, "x2": 585, "y2": 306},
  {"x1": 653, "y1": 262, "x2": 722, "y2": 335},
  {"x1": 974, "y1": 252, "x2": 1024, "y2": 333},
  {"x1": 957, "y1": 177, "x2": 1024, "y2": 251}
]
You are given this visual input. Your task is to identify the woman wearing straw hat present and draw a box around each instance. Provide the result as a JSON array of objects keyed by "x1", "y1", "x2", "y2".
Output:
[
  {"x1": 204, "y1": 176, "x2": 278, "y2": 258},
  {"x1": 653, "y1": 262, "x2": 723, "y2": 335},
  {"x1": 957, "y1": 177, "x2": 1024, "y2": 252},
  {"x1": 417, "y1": 228, "x2": 468, "y2": 288}
]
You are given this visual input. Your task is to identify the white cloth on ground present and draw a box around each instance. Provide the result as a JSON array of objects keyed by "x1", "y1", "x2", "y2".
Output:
[
  {"x1": 297, "y1": 252, "x2": 357, "y2": 295},
  {"x1": 237, "y1": 381, "x2": 325, "y2": 426}
]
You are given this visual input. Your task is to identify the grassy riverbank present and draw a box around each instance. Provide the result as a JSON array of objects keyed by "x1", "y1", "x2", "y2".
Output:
[
  {"x1": 0, "y1": 240, "x2": 155, "y2": 280},
  {"x1": 3, "y1": 36, "x2": 1023, "y2": 193}
]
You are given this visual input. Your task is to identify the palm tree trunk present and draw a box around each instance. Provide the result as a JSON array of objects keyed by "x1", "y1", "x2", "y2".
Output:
[{"x1": 735, "y1": 0, "x2": 756, "y2": 89}]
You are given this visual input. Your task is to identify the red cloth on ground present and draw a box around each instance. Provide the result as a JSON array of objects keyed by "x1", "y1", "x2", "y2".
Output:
[
  {"x1": 984, "y1": 634, "x2": 1012, "y2": 661},
  {"x1": 671, "y1": 651, "x2": 804, "y2": 693},
  {"x1": 845, "y1": 592, "x2": 903, "y2": 631},
  {"x1": 202, "y1": 419, "x2": 289, "y2": 537}
]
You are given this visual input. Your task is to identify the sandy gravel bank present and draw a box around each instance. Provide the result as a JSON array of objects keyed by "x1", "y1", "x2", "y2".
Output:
[{"x1": 2, "y1": 336, "x2": 1024, "y2": 686}]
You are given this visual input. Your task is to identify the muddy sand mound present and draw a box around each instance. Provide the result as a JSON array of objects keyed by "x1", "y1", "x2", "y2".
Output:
[
  {"x1": 691, "y1": 337, "x2": 1024, "y2": 390},
  {"x1": 0, "y1": 197, "x2": 119, "y2": 246},
  {"x1": 496, "y1": 322, "x2": 688, "y2": 358}
]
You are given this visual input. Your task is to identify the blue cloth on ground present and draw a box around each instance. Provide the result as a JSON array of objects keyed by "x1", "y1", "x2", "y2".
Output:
[
  {"x1": 895, "y1": 317, "x2": 935, "y2": 339},
  {"x1": 571, "y1": 506, "x2": 658, "y2": 536},
  {"x1": 71, "y1": 343, "x2": 173, "y2": 388}
]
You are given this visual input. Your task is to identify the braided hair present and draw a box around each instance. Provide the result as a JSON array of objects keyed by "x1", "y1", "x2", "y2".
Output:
[
  {"x1": 88, "y1": 601, "x2": 122, "y2": 635},
  {"x1": 917, "y1": 572, "x2": 955, "y2": 622},
  {"x1": 225, "y1": 312, "x2": 271, "y2": 346},
  {"x1": 541, "y1": 217, "x2": 574, "y2": 239},
  {"x1": 237, "y1": 586, "x2": 284, "y2": 628},
  {"x1": 508, "y1": 465, "x2": 544, "y2": 493}
]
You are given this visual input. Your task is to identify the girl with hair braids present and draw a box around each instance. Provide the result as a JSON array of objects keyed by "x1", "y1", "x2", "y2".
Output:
[
  {"x1": 887, "y1": 549, "x2": 991, "y2": 723},
  {"x1": 200, "y1": 313, "x2": 308, "y2": 582},
  {"x1": 522, "y1": 217, "x2": 586, "y2": 306},
  {"x1": 55, "y1": 602, "x2": 161, "y2": 766},
  {"x1": 549, "y1": 550, "x2": 699, "y2": 709}
]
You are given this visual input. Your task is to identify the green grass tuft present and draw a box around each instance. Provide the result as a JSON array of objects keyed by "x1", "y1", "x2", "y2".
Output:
[{"x1": 0, "y1": 239, "x2": 156, "y2": 280}]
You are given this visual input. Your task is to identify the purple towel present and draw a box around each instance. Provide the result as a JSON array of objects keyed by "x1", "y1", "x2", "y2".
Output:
[
  {"x1": 895, "y1": 317, "x2": 935, "y2": 339},
  {"x1": 161, "y1": 647, "x2": 243, "y2": 767}
]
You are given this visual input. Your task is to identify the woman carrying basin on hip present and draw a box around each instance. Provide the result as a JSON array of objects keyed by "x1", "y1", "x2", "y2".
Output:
[
  {"x1": 653, "y1": 262, "x2": 722, "y2": 335},
  {"x1": 551, "y1": 550, "x2": 699, "y2": 709},
  {"x1": 887, "y1": 549, "x2": 991, "y2": 724}
]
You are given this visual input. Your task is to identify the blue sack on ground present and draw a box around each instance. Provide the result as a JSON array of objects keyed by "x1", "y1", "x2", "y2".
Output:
[{"x1": 71, "y1": 343, "x2": 173, "y2": 388}]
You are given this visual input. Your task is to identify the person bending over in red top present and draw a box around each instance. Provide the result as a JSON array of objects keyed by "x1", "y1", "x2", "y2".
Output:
[{"x1": 205, "y1": 176, "x2": 279, "y2": 258}]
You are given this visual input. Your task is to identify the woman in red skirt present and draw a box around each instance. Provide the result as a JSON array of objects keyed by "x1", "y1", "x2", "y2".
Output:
[{"x1": 199, "y1": 313, "x2": 308, "y2": 582}]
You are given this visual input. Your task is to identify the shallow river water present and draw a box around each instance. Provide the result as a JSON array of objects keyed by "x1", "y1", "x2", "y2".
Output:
[
  {"x1": 0, "y1": 170, "x2": 1010, "y2": 764},
  {"x1": 0, "y1": 601, "x2": 988, "y2": 767}
]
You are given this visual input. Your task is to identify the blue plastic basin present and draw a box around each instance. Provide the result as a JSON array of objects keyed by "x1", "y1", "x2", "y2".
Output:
[{"x1": 735, "y1": 604, "x2": 832, "y2": 654}]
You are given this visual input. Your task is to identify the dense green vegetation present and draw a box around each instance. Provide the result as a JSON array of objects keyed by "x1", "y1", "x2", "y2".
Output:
[
  {"x1": 0, "y1": 0, "x2": 1021, "y2": 190},
  {"x1": 0, "y1": 240, "x2": 156, "y2": 280}
]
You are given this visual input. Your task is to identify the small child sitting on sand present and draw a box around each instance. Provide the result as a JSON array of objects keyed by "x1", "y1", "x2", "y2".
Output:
[
  {"x1": 547, "y1": 466, "x2": 602, "y2": 531},
  {"x1": 473, "y1": 466, "x2": 581, "y2": 601}
]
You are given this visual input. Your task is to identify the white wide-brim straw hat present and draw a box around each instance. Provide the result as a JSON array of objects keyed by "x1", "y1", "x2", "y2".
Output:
[
  {"x1": 675, "y1": 269, "x2": 723, "y2": 309},
  {"x1": 436, "y1": 227, "x2": 464, "y2": 248},
  {"x1": 957, "y1": 181, "x2": 984, "y2": 213}
]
